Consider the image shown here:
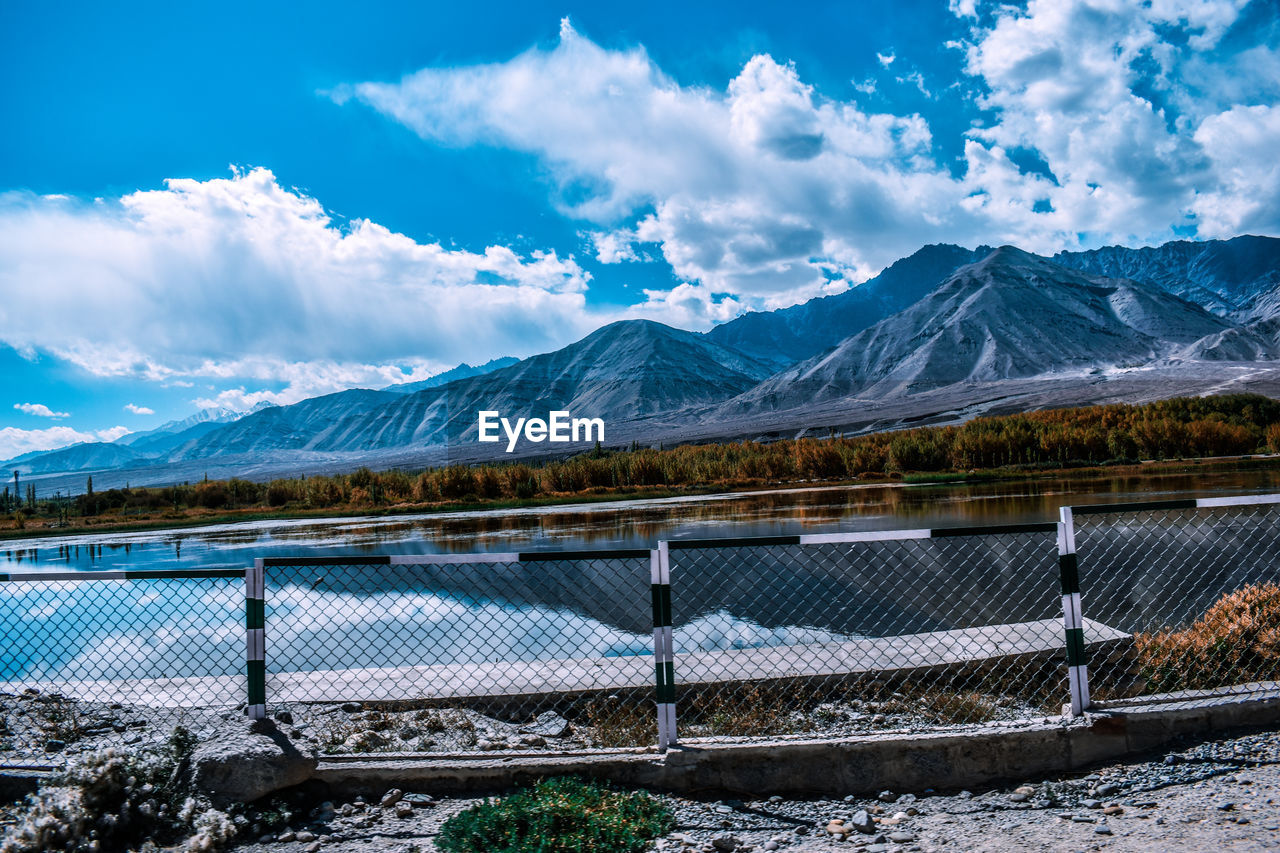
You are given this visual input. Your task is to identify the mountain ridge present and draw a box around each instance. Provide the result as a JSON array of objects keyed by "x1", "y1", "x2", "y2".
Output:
[{"x1": 8, "y1": 235, "x2": 1280, "y2": 480}]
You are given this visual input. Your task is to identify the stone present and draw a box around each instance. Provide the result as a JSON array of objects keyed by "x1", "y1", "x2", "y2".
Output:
[
  {"x1": 395, "y1": 803, "x2": 414, "y2": 818},
  {"x1": 878, "y1": 790, "x2": 896, "y2": 803},
  {"x1": 711, "y1": 834, "x2": 739, "y2": 852},
  {"x1": 273, "y1": 709, "x2": 294, "y2": 725},
  {"x1": 888, "y1": 832, "x2": 915, "y2": 843},
  {"x1": 295, "y1": 831, "x2": 316, "y2": 842},
  {"x1": 1082, "y1": 799, "x2": 1102, "y2": 809},
  {"x1": 123, "y1": 733, "x2": 143, "y2": 745},
  {"x1": 1014, "y1": 786, "x2": 1035, "y2": 796},
  {"x1": 305, "y1": 844, "x2": 322, "y2": 853},
  {"x1": 520, "y1": 734, "x2": 546, "y2": 747},
  {"x1": 763, "y1": 843, "x2": 779, "y2": 851},
  {"x1": 277, "y1": 830, "x2": 297, "y2": 842},
  {"x1": 380, "y1": 789, "x2": 404, "y2": 808},
  {"x1": 403, "y1": 793, "x2": 435, "y2": 806},
  {"x1": 44, "y1": 739, "x2": 65, "y2": 752},
  {"x1": 191, "y1": 719, "x2": 318, "y2": 808},
  {"x1": 398, "y1": 726, "x2": 421, "y2": 741},
  {"x1": 1103, "y1": 805, "x2": 1124, "y2": 816},
  {"x1": 850, "y1": 810, "x2": 876, "y2": 834},
  {"x1": 1009, "y1": 793, "x2": 1028, "y2": 802},
  {"x1": 1095, "y1": 824, "x2": 1113, "y2": 835},
  {"x1": 344, "y1": 730, "x2": 389, "y2": 751},
  {"x1": 520, "y1": 711, "x2": 572, "y2": 739},
  {"x1": 340, "y1": 702, "x2": 361, "y2": 713}
]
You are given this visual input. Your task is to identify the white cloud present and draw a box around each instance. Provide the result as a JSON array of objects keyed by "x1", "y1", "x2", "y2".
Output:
[
  {"x1": 0, "y1": 425, "x2": 131, "y2": 460},
  {"x1": 0, "y1": 167, "x2": 604, "y2": 397},
  {"x1": 957, "y1": 0, "x2": 1277, "y2": 244},
  {"x1": 877, "y1": 52, "x2": 896, "y2": 68},
  {"x1": 1191, "y1": 104, "x2": 1280, "y2": 237},
  {"x1": 629, "y1": 282, "x2": 744, "y2": 330},
  {"x1": 13, "y1": 403, "x2": 69, "y2": 419},
  {"x1": 346, "y1": 31, "x2": 971, "y2": 298},
  {"x1": 123, "y1": 403, "x2": 155, "y2": 415},
  {"x1": 344, "y1": 12, "x2": 1280, "y2": 312},
  {"x1": 589, "y1": 229, "x2": 639, "y2": 264}
]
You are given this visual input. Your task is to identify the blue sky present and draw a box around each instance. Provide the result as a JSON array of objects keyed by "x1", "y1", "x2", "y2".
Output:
[{"x1": 1, "y1": 0, "x2": 1278, "y2": 459}]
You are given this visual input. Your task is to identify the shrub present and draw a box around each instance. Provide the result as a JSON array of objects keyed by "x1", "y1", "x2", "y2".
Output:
[
  {"x1": 436, "y1": 776, "x2": 673, "y2": 853},
  {"x1": 1135, "y1": 582, "x2": 1280, "y2": 693},
  {"x1": 0, "y1": 727, "x2": 235, "y2": 853}
]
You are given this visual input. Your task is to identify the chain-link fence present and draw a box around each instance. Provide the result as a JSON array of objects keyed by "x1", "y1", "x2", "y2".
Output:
[
  {"x1": 1070, "y1": 495, "x2": 1280, "y2": 709},
  {"x1": 662, "y1": 523, "x2": 1086, "y2": 743},
  {"x1": 8, "y1": 492, "x2": 1280, "y2": 760},
  {"x1": 258, "y1": 550, "x2": 657, "y2": 755},
  {"x1": 0, "y1": 568, "x2": 245, "y2": 756}
]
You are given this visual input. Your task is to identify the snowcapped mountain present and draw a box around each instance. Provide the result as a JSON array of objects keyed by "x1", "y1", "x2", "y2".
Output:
[
  {"x1": 11, "y1": 235, "x2": 1280, "y2": 482},
  {"x1": 718, "y1": 246, "x2": 1232, "y2": 410}
]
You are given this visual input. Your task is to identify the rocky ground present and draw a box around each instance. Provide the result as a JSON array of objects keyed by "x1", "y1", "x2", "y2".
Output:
[
  {"x1": 0, "y1": 688, "x2": 1050, "y2": 759},
  {"x1": 6, "y1": 690, "x2": 1280, "y2": 852},
  {"x1": 218, "y1": 726, "x2": 1280, "y2": 853}
]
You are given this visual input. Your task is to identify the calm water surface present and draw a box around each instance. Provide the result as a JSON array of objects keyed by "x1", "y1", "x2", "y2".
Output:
[
  {"x1": 5, "y1": 467, "x2": 1279, "y2": 573},
  {"x1": 6, "y1": 467, "x2": 1280, "y2": 682}
]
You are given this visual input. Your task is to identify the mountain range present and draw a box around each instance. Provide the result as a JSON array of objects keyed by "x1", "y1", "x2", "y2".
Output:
[{"x1": 10, "y1": 234, "x2": 1280, "y2": 488}]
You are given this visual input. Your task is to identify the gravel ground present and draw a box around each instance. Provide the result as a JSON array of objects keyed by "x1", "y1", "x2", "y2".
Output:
[{"x1": 222, "y1": 726, "x2": 1280, "y2": 853}]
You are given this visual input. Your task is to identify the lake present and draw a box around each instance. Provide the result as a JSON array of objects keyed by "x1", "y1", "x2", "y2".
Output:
[{"x1": 4, "y1": 467, "x2": 1279, "y2": 688}]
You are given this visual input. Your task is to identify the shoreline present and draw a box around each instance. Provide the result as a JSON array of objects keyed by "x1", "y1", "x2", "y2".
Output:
[{"x1": 4, "y1": 454, "x2": 1280, "y2": 546}]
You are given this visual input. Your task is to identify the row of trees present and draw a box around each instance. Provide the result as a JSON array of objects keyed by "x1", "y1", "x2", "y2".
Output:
[{"x1": 13, "y1": 393, "x2": 1280, "y2": 522}]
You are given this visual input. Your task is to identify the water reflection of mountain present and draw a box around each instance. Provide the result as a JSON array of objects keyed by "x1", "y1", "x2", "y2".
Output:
[
  {"x1": 266, "y1": 533, "x2": 1064, "y2": 639},
  {"x1": 1076, "y1": 506, "x2": 1280, "y2": 633}
]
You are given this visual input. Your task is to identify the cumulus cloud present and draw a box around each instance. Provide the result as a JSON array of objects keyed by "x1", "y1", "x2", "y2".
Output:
[
  {"x1": 344, "y1": 11, "x2": 1280, "y2": 309},
  {"x1": 958, "y1": 0, "x2": 1277, "y2": 244},
  {"x1": 123, "y1": 403, "x2": 155, "y2": 415},
  {"x1": 0, "y1": 425, "x2": 130, "y2": 460},
  {"x1": 13, "y1": 403, "x2": 69, "y2": 419},
  {"x1": 0, "y1": 167, "x2": 610, "y2": 403}
]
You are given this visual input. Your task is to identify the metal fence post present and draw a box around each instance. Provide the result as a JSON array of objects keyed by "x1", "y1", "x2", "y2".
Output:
[
  {"x1": 1057, "y1": 506, "x2": 1090, "y2": 715},
  {"x1": 652, "y1": 541, "x2": 677, "y2": 749},
  {"x1": 246, "y1": 558, "x2": 266, "y2": 720}
]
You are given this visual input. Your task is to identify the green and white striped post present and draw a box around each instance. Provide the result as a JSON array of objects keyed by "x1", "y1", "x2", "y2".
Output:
[
  {"x1": 1057, "y1": 506, "x2": 1090, "y2": 716},
  {"x1": 246, "y1": 558, "x2": 266, "y2": 720},
  {"x1": 652, "y1": 543, "x2": 677, "y2": 750}
]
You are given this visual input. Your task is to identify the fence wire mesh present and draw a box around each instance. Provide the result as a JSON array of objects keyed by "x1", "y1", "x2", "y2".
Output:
[
  {"x1": 0, "y1": 572, "x2": 244, "y2": 756},
  {"x1": 665, "y1": 528, "x2": 1067, "y2": 742},
  {"x1": 1074, "y1": 502, "x2": 1280, "y2": 706},
  {"x1": 261, "y1": 555, "x2": 656, "y2": 755}
]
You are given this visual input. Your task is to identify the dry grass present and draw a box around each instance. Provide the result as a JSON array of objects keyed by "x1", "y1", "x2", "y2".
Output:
[{"x1": 1136, "y1": 582, "x2": 1280, "y2": 693}]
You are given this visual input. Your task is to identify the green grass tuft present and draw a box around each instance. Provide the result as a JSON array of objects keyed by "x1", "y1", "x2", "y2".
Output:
[{"x1": 436, "y1": 776, "x2": 673, "y2": 853}]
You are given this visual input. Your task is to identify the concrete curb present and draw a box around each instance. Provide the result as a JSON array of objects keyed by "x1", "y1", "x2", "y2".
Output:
[{"x1": 313, "y1": 685, "x2": 1280, "y2": 797}]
